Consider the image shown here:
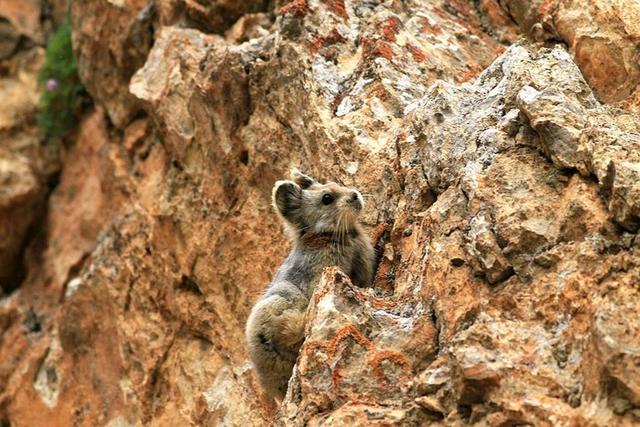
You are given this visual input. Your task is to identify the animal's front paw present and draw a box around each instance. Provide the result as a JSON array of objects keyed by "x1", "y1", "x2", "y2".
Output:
[{"x1": 277, "y1": 308, "x2": 306, "y2": 348}]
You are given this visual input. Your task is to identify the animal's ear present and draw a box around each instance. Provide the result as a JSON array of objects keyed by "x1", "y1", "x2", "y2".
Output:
[
  {"x1": 273, "y1": 180, "x2": 304, "y2": 227},
  {"x1": 290, "y1": 168, "x2": 317, "y2": 189}
]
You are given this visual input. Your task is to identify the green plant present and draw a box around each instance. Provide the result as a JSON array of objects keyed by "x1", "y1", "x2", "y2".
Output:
[{"x1": 37, "y1": 16, "x2": 85, "y2": 140}]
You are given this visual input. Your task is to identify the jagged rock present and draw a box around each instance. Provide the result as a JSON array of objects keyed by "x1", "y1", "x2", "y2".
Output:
[
  {"x1": 517, "y1": 84, "x2": 640, "y2": 230},
  {"x1": 278, "y1": 268, "x2": 437, "y2": 425},
  {"x1": 0, "y1": 41, "x2": 51, "y2": 292},
  {"x1": 0, "y1": 151, "x2": 41, "y2": 290},
  {"x1": 275, "y1": 42, "x2": 640, "y2": 424},
  {"x1": 0, "y1": 19, "x2": 20, "y2": 59},
  {"x1": 465, "y1": 212, "x2": 513, "y2": 284},
  {"x1": 585, "y1": 280, "x2": 640, "y2": 414},
  {"x1": 0, "y1": 48, "x2": 42, "y2": 131},
  {"x1": 71, "y1": 0, "x2": 272, "y2": 128},
  {"x1": 155, "y1": 0, "x2": 273, "y2": 34},
  {"x1": 488, "y1": 0, "x2": 640, "y2": 109},
  {"x1": 71, "y1": 0, "x2": 154, "y2": 127},
  {"x1": 0, "y1": 0, "x2": 44, "y2": 44}
]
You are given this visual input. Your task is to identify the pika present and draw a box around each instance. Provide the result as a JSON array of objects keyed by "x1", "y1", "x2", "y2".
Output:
[{"x1": 245, "y1": 169, "x2": 375, "y2": 399}]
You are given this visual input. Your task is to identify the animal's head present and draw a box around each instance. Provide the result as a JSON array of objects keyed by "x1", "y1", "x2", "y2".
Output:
[{"x1": 272, "y1": 168, "x2": 365, "y2": 237}]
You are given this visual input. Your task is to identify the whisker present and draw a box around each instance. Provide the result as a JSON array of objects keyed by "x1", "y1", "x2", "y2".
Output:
[
  {"x1": 339, "y1": 212, "x2": 345, "y2": 253},
  {"x1": 338, "y1": 211, "x2": 347, "y2": 254},
  {"x1": 297, "y1": 223, "x2": 315, "y2": 232},
  {"x1": 333, "y1": 213, "x2": 340, "y2": 250},
  {"x1": 342, "y1": 214, "x2": 348, "y2": 249},
  {"x1": 342, "y1": 212, "x2": 350, "y2": 251}
]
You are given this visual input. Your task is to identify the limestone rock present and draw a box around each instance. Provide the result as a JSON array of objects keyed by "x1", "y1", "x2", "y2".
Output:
[
  {"x1": 0, "y1": 0, "x2": 44, "y2": 45},
  {"x1": 0, "y1": 33, "x2": 52, "y2": 292},
  {"x1": 278, "y1": 268, "x2": 437, "y2": 425},
  {"x1": 517, "y1": 84, "x2": 640, "y2": 230},
  {"x1": 155, "y1": 0, "x2": 273, "y2": 34},
  {"x1": 488, "y1": 0, "x2": 640, "y2": 109},
  {"x1": 0, "y1": 19, "x2": 20, "y2": 59},
  {"x1": 71, "y1": 0, "x2": 153, "y2": 127},
  {"x1": 0, "y1": 151, "x2": 41, "y2": 290}
]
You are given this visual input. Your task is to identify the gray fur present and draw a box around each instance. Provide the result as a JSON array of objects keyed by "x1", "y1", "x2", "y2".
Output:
[{"x1": 245, "y1": 169, "x2": 375, "y2": 399}]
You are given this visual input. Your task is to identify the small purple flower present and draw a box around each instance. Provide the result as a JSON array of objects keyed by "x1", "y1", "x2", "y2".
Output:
[{"x1": 46, "y1": 79, "x2": 59, "y2": 92}]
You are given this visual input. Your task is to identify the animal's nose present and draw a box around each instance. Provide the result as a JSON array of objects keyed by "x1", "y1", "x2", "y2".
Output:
[{"x1": 349, "y1": 191, "x2": 362, "y2": 210}]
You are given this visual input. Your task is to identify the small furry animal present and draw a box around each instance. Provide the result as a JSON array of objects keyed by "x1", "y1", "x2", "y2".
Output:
[{"x1": 245, "y1": 169, "x2": 375, "y2": 399}]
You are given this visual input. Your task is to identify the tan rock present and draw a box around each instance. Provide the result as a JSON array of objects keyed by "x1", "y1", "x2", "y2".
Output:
[
  {"x1": 155, "y1": 0, "x2": 272, "y2": 34},
  {"x1": 486, "y1": 0, "x2": 640, "y2": 109},
  {"x1": 71, "y1": 0, "x2": 153, "y2": 127},
  {"x1": 0, "y1": 0, "x2": 44, "y2": 44},
  {"x1": 0, "y1": 19, "x2": 20, "y2": 59},
  {"x1": 0, "y1": 42, "x2": 49, "y2": 292},
  {"x1": 0, "y1": 151, "x2": 41, "y2": 290}
]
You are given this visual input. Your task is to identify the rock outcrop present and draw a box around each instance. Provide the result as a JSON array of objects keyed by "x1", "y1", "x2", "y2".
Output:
[
  {"x1": 1, "y1": 1, "x2": 639, "y2": 426},
  {"x1": 0, "y1": 3, "x2": 57, "y2": 292},
  {"x1": 483, "y1": 0, "x2": 640, "y2": 109}
]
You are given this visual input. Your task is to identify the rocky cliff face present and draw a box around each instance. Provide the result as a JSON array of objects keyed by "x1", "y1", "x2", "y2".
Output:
[{"x1": 1, "y1": 1, "x2": 639, "y2": 426}]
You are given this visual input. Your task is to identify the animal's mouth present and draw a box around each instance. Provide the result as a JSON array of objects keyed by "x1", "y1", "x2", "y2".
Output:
[
  {"x1": 334, "y1": 208, "x2": 358, "y2": 239},
  {"x1": 349, "y1": 198, "x2": 362, "y2": 211}
]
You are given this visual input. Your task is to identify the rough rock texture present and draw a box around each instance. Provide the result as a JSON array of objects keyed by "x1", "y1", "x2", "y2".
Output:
[
  {"x1": 1, "y1": 0, "x2": 640, "y2": 426},
  {"x1": 71, "y1": 0, "x2": 154, "y2": 128},
  {"x1": 0, "y1": 0, "x2": 45, "y2": 45},
  {"x1": 0, "y1": 1, "x2": 58, "y2": 292},
  {"x1": 0, "y1": 150, "x2": 41, "y2": 289},
  {"x1": 484, "y1": 0, "x2": 640, "y2": 110},
  {"x1": 278, "y1": 43, "x2": 640, "y2": 425},
  {"x1": 155, "y1": 0, "x2": 274, "y2": 34}
]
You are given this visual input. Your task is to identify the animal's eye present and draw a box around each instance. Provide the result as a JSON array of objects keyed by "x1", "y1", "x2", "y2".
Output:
[{"x1": 322, "y1": 193, "x2": 335, "y2": 205}]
